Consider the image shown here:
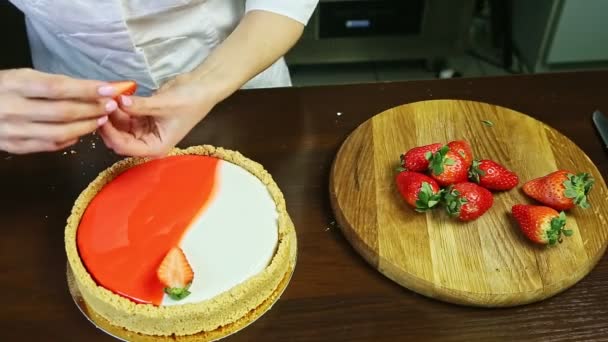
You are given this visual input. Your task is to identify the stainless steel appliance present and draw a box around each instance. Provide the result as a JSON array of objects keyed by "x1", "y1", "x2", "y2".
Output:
[{"x1": 286, "y1": 0, "x2": 476, "y2": 66}]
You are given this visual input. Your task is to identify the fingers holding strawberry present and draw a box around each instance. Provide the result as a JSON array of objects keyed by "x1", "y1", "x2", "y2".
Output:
[{"x1": 109, "y1": 80, "x2": 137, "y2": 97}]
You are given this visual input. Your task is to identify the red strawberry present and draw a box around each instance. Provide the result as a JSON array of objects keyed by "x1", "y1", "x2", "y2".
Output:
[
  {"x1": 469, "y1": 159, "x2": 519, "y2": 191},
  {"x1": 511, "y1": 204, "x2": 573, "y2": 245},
  {"x1": 400, "y1": 143, "x2": 442, "y2": 172},
  {"x1": 444, "y1": 182, "x2": 494, "y2": 221},
  {"x1": 157, "y1": 247, "x2": 194, "y2": 300},
  {"x1": 447, "y1": 140, "x2": 473, "y2": 169},
  {"x1": 427, "y1": 145, "x2": 469, "y2": 186},
  {"x1": 395, "y1": 171, "x2": 442, "y2": 212},
  {"x1": 109, "y1": 80, "x2": 137, "y2": 97},
  {"x1": 522, "y1": 170, "x2": 594, "y2": 210}
]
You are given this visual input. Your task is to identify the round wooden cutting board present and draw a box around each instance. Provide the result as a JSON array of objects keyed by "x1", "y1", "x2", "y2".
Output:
[{"x1": 329, "y1": 99, "x2": 608, "y2": 307}]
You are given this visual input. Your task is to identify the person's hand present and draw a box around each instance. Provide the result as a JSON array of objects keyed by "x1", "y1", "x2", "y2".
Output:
[
  {"x1": 0, "y1": 68, "x2": 118, "y2": 154},
  {"x1": 99, "y1": 74, "x2": 218, "y2": 158}
]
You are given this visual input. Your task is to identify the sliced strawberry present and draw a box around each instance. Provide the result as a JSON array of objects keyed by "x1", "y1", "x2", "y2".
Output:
[
  {"x1": 395, "y1": 171, "x2": 442, "y2": 212},
  {"x1": 469, "y1": 159, "x2": 519, "y2": 191},
  {"x1": 400, "y1": 143, "x2": 442, "y2": 172},
  {"x1": 157, "y1": 247, "x2": 194, "y2": 300},
  {"x1": 109, "y1": 80, "x2": 137, "y2": 97},
  {"x1": 511, "y1": 204, "x2": 573, "y2": 245}
]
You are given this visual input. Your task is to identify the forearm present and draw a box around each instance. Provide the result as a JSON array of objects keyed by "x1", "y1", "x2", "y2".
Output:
[{"x1": 188, "y1": 10, "x2": 304, "y2": 103}]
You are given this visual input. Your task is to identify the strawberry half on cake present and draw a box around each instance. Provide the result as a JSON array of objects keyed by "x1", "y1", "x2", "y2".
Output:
[{"x1": 65, "y1": 146, "x2": 297, "y2": 337}]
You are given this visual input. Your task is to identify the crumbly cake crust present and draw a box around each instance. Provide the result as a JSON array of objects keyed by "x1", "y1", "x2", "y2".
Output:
[
  {"x1": 67, "y1": 262, "x2": 294, "y2": 342},
  {"x1": 65, "y1": 145, "x2": 297, "y2": 336}
]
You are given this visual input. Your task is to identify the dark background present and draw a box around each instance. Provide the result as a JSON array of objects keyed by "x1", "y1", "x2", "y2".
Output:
[{"x1": 1, "y1": 2, "x2": 31, "y2": 69}]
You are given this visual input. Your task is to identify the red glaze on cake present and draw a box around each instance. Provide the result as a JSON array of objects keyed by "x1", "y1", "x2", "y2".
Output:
[{"x1": 77, "y1": 155, "x2": 219, "y2": 305}]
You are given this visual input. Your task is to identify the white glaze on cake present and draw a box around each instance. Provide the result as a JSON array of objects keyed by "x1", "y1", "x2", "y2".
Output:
[{"x1": 162, "y1": 160, "x2": 279, "y2": 305}]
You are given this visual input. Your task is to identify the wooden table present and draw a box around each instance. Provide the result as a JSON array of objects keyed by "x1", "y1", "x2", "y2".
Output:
[{"x1": 2, "y1": 71, "x2": 607, "y2": 341}]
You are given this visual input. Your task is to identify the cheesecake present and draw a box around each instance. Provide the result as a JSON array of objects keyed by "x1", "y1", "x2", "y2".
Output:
[{"x1": 65, "y1": 145, "x2": 296, "y2": 336}]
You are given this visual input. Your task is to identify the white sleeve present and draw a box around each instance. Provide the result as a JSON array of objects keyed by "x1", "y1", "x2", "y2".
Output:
[{"x1": 245, "y1": 0, "x2": 319, "y2": 25}]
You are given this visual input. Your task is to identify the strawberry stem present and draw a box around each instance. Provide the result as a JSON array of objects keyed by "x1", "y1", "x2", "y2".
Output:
[
  {"x1": 427, "y1": 145, "x2": 450, "y2": 176},
  {"x1": 547, "y1": 211, "x2": 570, "y2": 245},
  {"x1": 468, "y1": 160, "x2": 486, "y2": 183},
  {"x1": 164, "y1": 284, "x2": 192, "y2": 300},
  {"x1": 562, "y1": 173, "x2": 595, "y2": 209},
  {"x1": 443, "y1": 187, "x2": 468, "y2": 217},
  {"x1": 414, "y1": 182, "x2": 442, "y2": 212}
]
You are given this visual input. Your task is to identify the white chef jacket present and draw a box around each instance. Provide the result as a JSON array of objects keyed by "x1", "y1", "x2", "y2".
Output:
[{"x1": 8, "y1": 0, "x2": 318, "y2": 95}]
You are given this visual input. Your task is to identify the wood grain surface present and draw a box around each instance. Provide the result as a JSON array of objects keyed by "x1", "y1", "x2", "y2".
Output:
[{"x1": 330, "y1": 99, "x2": 608, "y2": 307}]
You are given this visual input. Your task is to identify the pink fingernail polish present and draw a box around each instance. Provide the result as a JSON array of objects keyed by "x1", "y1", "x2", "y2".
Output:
[
  {"x1": 97, "y1": 116, "x2": 109, "y2": 126},
  {"x1": 98, "y1": 85, "x2": 116, "y2": 97},
  {"x1": 105, "y1": 100, "x2": 118, "y2": 112},
  {"x1": 120, "y1": 95, "x2": 133, "y2": 107}
]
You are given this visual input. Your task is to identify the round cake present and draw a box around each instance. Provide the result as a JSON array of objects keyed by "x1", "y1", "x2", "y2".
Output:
[{"x1": 65, "y1": 145, "x2": 297, "y2": 337}]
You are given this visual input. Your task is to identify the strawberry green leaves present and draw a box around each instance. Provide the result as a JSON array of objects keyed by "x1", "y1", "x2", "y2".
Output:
[
  {"x1": 444, "y1": 188, "x2": 468, "y2": 217},
  {"x1": 415, "y1": 182, "x2": 443, "y2": 212},
  {"x1": 563, "y1": 172, "x2": 595, "y2": 209},
  {"x1": 427, "y1": 146, "x2": 453, "y2": 176},
  {"x1": 468, "y1": 159, "x2": 485, "y2": 183},
  {"x1": 164, "y1": 285, "x2": 192, "y2": 300}
]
